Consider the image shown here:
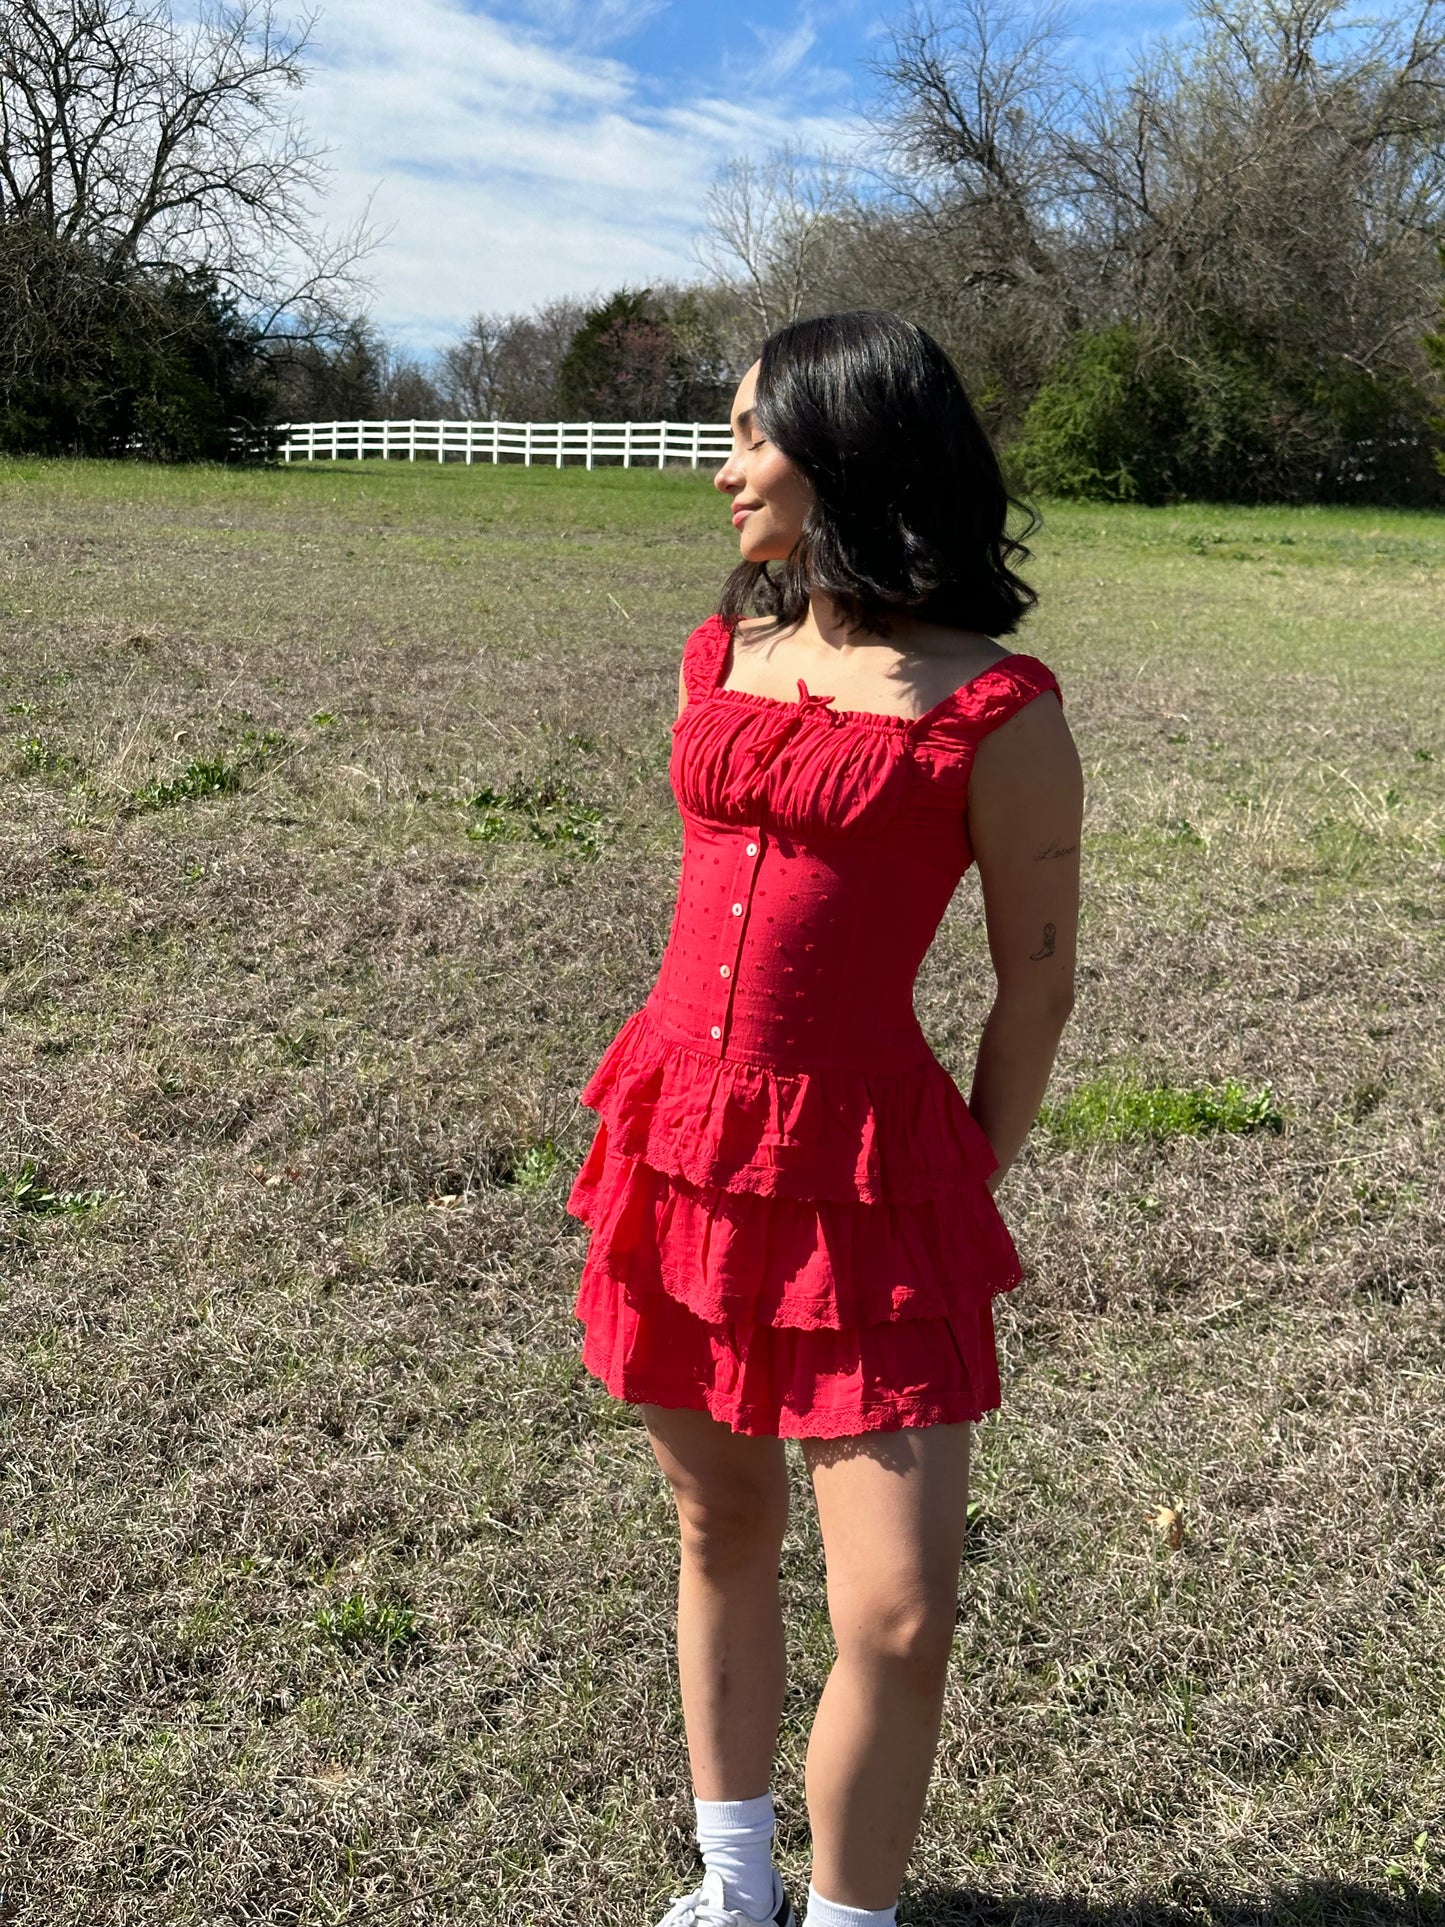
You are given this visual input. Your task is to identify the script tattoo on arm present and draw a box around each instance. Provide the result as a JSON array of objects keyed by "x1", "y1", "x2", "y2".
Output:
[
  {"x1": 1029, "y1": 922, "x2": 1057, "y2": 960},
  {"x1": 1035, "y1": 839, "x2": 1078, "y2": 860}
]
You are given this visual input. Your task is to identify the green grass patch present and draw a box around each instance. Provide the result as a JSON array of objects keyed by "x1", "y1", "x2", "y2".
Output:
[
  {"x1": 2, "y1": 1160, "x2": 107, "y2": 1214},
  {"x1": 129, "y1": 727, "x2": 287, "y2": 811},
  {"x1": 504, "y1": 1138, "x2": 562, "y2": 1191},
  {"x1": 15, "y1": 733, "x2": 83, "y2": 778},
  {"x1": 1040, "y1": 1076, "x2": 1285, "y2": 1144},
  {"x1": 131, "y1": 756, "x2": 243, "y2": 810},
  {"x1": 465, "y1": 775, "x2": 602, "y2": 854},
  {"x1": 314, "y1": 1594, "x2": 420, "y2": 1652}
]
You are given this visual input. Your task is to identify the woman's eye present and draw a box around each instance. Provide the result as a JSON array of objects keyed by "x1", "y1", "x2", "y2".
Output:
[{"x1": 748, "y1": 439, "x2": 766, "y2": 452}]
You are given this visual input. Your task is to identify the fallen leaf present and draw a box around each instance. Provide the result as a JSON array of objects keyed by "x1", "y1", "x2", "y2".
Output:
[{"x1": 1155, "y1": 1505, "x2": 1184, "y2": 1549}]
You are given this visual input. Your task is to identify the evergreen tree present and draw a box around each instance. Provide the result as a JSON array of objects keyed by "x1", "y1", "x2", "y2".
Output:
[{"x1": 556, "y1": 287, "x2": 729, "y2": 419}]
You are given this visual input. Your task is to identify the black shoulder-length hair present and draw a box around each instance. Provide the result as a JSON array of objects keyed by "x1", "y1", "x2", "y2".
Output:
[{"x1": 719, "y1": 309, "x2": 1038, "y2": 641}]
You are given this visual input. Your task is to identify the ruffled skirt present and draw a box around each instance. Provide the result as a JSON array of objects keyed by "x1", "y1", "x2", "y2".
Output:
[{"x1": 565, "y1": 1006, "x2": 1024, "y2": 1439}]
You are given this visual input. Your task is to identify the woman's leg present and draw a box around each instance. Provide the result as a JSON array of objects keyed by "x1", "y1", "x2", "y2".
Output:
[
  {"x1": 641, "y1": 1403, "x2": 792, "y2": 1798},
  {"x1": 799, "y1": 1421, "x2": 972, "y2": 1910}
]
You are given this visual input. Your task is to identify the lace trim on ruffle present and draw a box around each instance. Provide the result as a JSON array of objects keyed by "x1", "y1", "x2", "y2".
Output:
[{"x1": 572, "y1": 1262, "x2": 1004, "y2": 1438}]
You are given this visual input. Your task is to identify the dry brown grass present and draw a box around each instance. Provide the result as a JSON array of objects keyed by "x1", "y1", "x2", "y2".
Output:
[{"x1": 0, "y1": 458, "x2": 1440, "y2": 1926}]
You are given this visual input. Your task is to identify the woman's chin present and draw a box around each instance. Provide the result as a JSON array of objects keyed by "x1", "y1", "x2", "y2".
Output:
[{"x1": 739, "y1": 534, "x2": 787, "y2": 564}]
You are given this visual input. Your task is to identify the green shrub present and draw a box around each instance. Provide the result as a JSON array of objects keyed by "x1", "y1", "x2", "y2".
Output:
[
  {"x1": 1010, "y1": 325, "x2": 1187, "y2": 503},
  {"x1": 1012, "y1": 322, "x2": 1444, "y2": 506}
]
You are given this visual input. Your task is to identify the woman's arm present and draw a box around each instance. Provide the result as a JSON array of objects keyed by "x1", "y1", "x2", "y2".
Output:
[{"x1": 963, "y1": 690, "x2": 1084, "y2": 1192}]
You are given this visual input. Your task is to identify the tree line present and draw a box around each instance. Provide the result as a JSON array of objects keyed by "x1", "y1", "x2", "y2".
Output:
[{"x1": 3, "y1": 0, "x2": 1443, "y2": 503}]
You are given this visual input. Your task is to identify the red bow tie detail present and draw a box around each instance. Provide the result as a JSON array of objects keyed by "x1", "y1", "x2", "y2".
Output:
[
  {"x1": 795, "y1": 679, "x2": 837, "y2": 712},
  {"x1": 744, "y1": 679, "x2": 843, "y2": 773}
]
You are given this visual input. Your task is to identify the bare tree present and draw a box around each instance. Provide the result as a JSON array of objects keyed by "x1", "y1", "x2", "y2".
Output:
[
  {"x1": 687, "y1": 1, "x2": 1097, "y2": 432},
  {"x1": 867, "y1": 0, "x2": 1084, "y2": 332},
  {"x1": 0, "y1": 0, "x2": 377, "y2": 337},
  {"x1": 866, "y1": 0, "x2": 1445, "y2": 360},
  {"x1": 1071, "y1": 0, "x2": 1445, "y2": 358},
  {"x1": 693, "y1": 143, "x2": 859, "y2": 335},
  {"x1": 437, "y1": 296, "x2": 588, "y2": 419},
  {"x1": 440, "y1": 313, "x2": 508, "y2": 418},
  {"x1": 846, "y1": 0, "x2": 1445, "y2": 474}
]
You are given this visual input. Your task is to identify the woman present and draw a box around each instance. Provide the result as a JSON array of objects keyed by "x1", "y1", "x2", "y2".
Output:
[{"x1": 565, "y1": 311, "x2": 1083, "y2": 1927}]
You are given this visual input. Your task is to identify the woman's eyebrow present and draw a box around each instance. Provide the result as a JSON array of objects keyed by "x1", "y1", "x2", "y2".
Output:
[{"x1": 733, "y1": 407, "x2": 755, "y2": 434}]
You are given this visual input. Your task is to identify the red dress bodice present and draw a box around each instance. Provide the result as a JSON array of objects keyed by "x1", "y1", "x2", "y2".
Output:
[{"x1": 648, "y1": 614, "x2": 1060, "y2": 1079}]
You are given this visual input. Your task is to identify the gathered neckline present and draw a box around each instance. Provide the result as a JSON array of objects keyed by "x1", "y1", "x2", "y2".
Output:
[
  {"x1": 708, "y1": 615, "x2": 1025, "y2": 734},
  {"x1": 712, "y1": 655, "x2": 1032, "y2": 728}
]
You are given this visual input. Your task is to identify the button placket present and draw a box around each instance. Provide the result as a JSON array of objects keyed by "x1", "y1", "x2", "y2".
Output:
[{"x1": 711, "y1": 827, "x2": 764, "y2": 1053}]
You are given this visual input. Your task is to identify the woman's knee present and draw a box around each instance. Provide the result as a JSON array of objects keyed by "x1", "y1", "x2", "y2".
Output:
[
  {"x1": 672, "y1": 1478, "x2": 789, "y2": 1577},
  {"x1": 828, "y1": 1576, "x2": 958, "y2": 1685}
]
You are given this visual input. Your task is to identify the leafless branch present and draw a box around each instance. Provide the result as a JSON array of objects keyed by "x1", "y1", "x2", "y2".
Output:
[
  {"x1": 691, "y1": 143, "x2": 861, "y2": 334},
  {"x1": 0, "y1": 0, "x2": 380, "y2": 332}
]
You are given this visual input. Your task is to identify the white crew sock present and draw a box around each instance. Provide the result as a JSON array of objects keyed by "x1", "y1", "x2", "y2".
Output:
[
  {"x1": 802, "y1": 1883, "x2": 898, "y2": 1927},
  {"x1": 694, "y1": 1791, "x2": 779, "y2": 1919}
]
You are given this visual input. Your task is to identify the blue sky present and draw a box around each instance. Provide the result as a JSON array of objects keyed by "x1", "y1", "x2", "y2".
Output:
[{"x1": 302, "y1": 0, "x2": 1191, "y2": 355}]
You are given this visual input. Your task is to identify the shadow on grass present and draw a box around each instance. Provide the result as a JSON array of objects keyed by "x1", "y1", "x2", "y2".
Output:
[{"x1": 903, "y1": 1881, "x2": 1443, "y2": 1927}]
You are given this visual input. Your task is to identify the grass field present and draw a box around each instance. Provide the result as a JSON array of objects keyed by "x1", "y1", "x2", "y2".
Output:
[{"x1": 0, "y1": 456, "x2": 1441, "y2": 1927}]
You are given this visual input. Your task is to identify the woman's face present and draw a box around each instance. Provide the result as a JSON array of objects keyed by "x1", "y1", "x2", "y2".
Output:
[{"x1": 713, "y1": 359, "x2": 814, "y2": 565}]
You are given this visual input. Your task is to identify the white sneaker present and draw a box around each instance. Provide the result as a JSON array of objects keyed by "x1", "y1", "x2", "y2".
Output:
[{"x1": 652, "y1": 1865, "x2": 795, "y2": 1927}]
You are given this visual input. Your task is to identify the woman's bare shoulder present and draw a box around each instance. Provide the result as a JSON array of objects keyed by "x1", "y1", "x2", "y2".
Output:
[{"x1": 898, "y1": 618, "x2": 1013, "y2": 673}]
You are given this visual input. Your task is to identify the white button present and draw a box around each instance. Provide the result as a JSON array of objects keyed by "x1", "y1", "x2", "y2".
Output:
[
  {"x1": 745, "y1": 841, "x2": 758, "y2": 856},
  {"x1": 731, "y1": 902, "x2": 743, "y2": 916},
  {"x1": 710, "y1": 1025, "x2": 721, "y2": 1039},
  {"x1": 719, "y1": 964, "x2": 730, "y2": 978}
]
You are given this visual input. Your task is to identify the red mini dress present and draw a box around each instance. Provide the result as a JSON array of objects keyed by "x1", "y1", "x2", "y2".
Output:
[{"x1": 565, "y1": 612, "x2": 1064, "y2": 1439}]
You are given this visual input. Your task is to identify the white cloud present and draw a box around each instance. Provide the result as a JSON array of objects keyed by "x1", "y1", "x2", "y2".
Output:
[
  {"x1": 742, "y1": 20, "x2": 820, "y2": 88},
  {"x1": 299, "y1": 0, "x2": 866, "y2": 352},
  {"x1": 718, "y1": 4, "x2": 857, "y2": 98},
  {"x1": 505, "y1": 0, "x2": 674, "y2": 51}
]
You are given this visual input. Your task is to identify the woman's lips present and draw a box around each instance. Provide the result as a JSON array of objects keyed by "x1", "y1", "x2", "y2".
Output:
[{"x1": 732, "y1": 507, "x2": 754, "y2": 528}]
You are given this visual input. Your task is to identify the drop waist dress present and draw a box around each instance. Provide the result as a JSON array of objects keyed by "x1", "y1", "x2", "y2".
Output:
[{"x1": 564, "y1": 612, "x2": 1064, "y2": 1439}]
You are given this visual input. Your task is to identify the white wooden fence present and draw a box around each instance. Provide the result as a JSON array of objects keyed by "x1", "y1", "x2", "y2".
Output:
[{"x1": 270, "y1": 419, "x2": 733, "y2": 468}]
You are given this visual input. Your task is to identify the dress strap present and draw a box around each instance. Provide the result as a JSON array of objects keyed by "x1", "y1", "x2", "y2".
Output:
[
  {"x1": 904, "y1": 653, "x2": 1064, "y2": 796},
  {"x1": 680, "y1": 613, "x2": 733, "y2": 704},
  {"x1": 954, "y1": 653, "x2": 1063, "y2": 737},
  {"x1": 1008, "y1": 652, "x2": 1061, "y2": 709}
]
